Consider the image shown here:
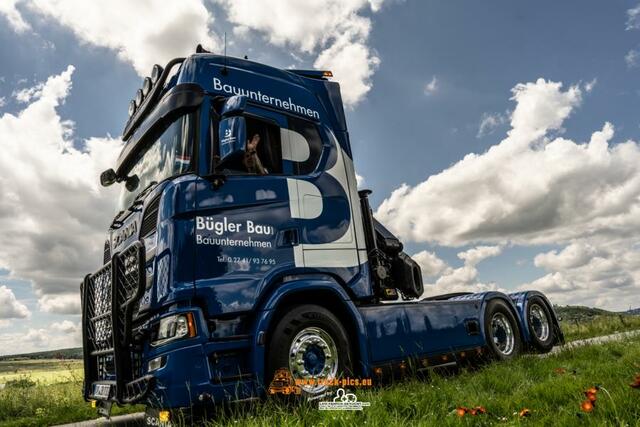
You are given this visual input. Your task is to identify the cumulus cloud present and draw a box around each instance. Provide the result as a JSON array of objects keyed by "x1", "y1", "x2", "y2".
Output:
[
  {"x1": 24, "y1": 328, "x2": 49, "y2": 347},
  {"x1": 584, "y1": 78, "x2": 597, "y2": 93},
  {"x1": 217, "y1": 0, "x2": 387, "y2": 106},
  {"x1": 423, "y1": 76, "x2": 438, "y2": 96},
  {"x1": 376, "y1": 78, "x2": 605, "y2": 247},
  {"x1": 10, "y1": 0, "x2": 219, "y2": 77},
  {"x1": 412, "y1": 250, "x2": 449, "y2": 278},
  {"x1": 375, "y1": 77, "x2": 640, "y2": 310},
  {"x1": 0, "y1": 322, "x2": 81, "y2": 355},
  {"x1": 625, "y1": 49, "x2": 640, "y2": 68},
  {"x1": 39, "y1": 294, "x2": 81, "y2": 315},
  {"x1": 356, "y1": 173, "x2": 365, "y2": 187},
  {"x1": 0, "y1": 0, "x2": 30, "y2": 33},
  {"x1": 314, "y1": 32, "x2": 380, "y2": 106},
  {"x1": 0, "y1": 285, "x2": 30, "y2": 319},
  {"x1": 0, "y1": 66, "x2": 121, "y2": 314},
  {"x1": 525, "y1": 239, "x2": 640, "y2": 309},
  {"x1": 418, "y1": 245, "x2": 503, "y2": 297},
  {"x1": 51, "y1": 319, "x2": 80, "y2": 335},
  {"x1": 477, "y1": 111, "x2": 509, "y2": 138},
  {"x1": 627, "y1": 4, "x2": 640, "y2": 31}
]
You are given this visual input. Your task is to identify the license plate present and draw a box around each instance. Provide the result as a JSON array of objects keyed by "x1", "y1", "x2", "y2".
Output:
[{"x1": 93, "y1": 384, "x2": 111, "y2": 399}]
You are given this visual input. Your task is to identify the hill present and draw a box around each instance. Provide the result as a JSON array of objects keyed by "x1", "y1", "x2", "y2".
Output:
[
  {"x1": 553, "y1": 305, "x2": 639, "y2": 320},
  {"x1": 0, "y1": 347, "x2": 82, "y2": 361}
]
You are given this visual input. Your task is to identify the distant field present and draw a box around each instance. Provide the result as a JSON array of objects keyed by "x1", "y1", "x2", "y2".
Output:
[
  {"x1": 0, "y1": 359, "x2": 83, "y2": 385},
  {"x1": 0, "y1": 359, "x2": 142, "y2": 427},
  {"x1": 559, "y1": 312, "x2": 640, "y2": 342}
]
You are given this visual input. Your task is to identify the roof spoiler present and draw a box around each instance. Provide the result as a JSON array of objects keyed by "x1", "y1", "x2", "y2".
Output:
[{"x1": 288, "y1": 69, "x2": 333, "y2": 80}]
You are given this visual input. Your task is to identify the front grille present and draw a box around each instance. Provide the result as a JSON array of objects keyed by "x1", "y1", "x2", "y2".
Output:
[
  {"x1": 81, "y1": 241, "x2": 151, "y2": 404},
  {"x1": 139, "y1": 196, "x2": 160, "y2": 238},
  {"x1": 103, "y1": 240, "x2": 111, "y2": 265}
]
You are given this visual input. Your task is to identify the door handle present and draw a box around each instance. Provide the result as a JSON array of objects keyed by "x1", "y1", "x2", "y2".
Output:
[{"x1": 277, "y1": 228, "x2": 299, "y2": 247}]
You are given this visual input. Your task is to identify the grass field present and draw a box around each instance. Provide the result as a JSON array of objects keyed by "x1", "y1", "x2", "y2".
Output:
[
  {"x1": 0, "y1": 316, "x2": 638, "y2": 427},
  {"x1": 0, "y1": 360, "x2": 142, "y2": 427},
  {"x1": 0, "y1": 360, "x2": 83, "y2": 385},
  {"x1": 558, "y1": 311, "x2": 640, "y2": 342}
]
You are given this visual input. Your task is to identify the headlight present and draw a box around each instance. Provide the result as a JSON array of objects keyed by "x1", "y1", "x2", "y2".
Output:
[
  {"x1": 151, "y1": 313, "x2": 196, "y2": 346},
  {"x1": 135, "y1": 89, "x2": 144, "y2": 107},
  {"x1": 151, "y1": 64, "x2": 163, "y2": 83},
  {"x1": 142, "y1": 77, "x2": 152, "y2": 96},
  {"x1": 128, "y1": 100, "x2": 136, "y2": 117}
]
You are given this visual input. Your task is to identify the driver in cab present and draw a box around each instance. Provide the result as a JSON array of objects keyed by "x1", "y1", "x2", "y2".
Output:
[{"x1": 243, "y1": 133, "x2": 267, "y2": 175}]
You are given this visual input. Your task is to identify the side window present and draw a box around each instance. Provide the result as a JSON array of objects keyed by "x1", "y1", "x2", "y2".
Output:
[
  {"x1": 244, "y1": 116, "x2": 284, "y2": 174},
  {"x1": 286, "y1": 116, "x2": 323, "y2": 175}
]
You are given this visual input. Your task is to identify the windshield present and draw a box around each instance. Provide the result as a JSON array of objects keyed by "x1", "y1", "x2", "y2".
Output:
[{"x1": 116, "y1": 113, "x2": 194, "y2": 211}]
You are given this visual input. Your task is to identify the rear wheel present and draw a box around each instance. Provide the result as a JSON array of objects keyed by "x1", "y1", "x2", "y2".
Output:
[
  {"x1": 267, "y1": 304, "x2": 352, "y2": 398},
  {"x1": 484, "y1": 299, "x2": 522, "y2": 360},
  {"x1": 526, "y1": 296, "x2": 555, "y2": 353}
]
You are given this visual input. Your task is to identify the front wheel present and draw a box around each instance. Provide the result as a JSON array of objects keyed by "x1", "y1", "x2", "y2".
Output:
[
  {"x1": 484, "y1": 299, "x2": 522, "y2": 360},
  {"x1": 266, "y1": 304, "x2": 353, "y2": 398}
]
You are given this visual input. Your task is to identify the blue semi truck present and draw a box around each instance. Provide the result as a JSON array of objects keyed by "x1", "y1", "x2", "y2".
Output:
[{"x1": 81, "y1": 46, "x2": 563, "y2": 421}]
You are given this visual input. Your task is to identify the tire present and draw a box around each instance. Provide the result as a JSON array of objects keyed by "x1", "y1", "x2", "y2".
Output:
[
  {"x1": 484, "y1": 299, "x2": 522, "y2": 360},
  {"x1": 266, "y1": 304, "x2": 353, "y2": 398},
  {"x1": 526, "y1": 296, "x2": 555, "y2": 353}
]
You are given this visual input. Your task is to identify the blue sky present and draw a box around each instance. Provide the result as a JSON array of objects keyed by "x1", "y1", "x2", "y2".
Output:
[{"x1": 1, "y1": 0, "x2": 639, "y2": 354}]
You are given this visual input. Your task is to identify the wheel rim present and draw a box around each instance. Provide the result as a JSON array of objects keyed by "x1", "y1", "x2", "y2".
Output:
[
  {"x1": 491, "y1": 313, "x2": 515, "y2": 356},
  {"x1": 288, "y1": 326, "x2": 338, "y2": 394},
  {"x1": 529, "y1": 303, "x2": 550, "y2": 342}
]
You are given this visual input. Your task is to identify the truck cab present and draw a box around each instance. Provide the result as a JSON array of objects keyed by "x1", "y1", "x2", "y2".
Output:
[{"x1": 81, "y1": 49, "x2": 563, "y2": 417}]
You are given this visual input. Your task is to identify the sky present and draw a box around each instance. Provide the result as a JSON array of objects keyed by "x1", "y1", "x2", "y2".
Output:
[{"x1": 0, "y1": 0, "x2": 639, "y2": 355}]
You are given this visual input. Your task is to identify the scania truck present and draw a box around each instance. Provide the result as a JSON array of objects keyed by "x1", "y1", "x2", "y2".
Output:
[{"x1": 81, "y1": 46, "x2": 563, "y2": 421}]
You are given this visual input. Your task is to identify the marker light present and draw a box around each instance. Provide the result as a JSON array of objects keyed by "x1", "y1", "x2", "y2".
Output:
[
  {"x1": 135, "y1": 89, "x2": 143, "y2": 107},
  {"x1": 151, "y1": 64, "x2": 163, "y2": 83},
  {"x1": 142, "y1": 77, "x2": 152, "y2": 96},
  {"x1": 148, "y1": 356, "x2": 166, "y2": 372},
  {"x1": 322, "y1": 70, "x2": 333, "y2": 77},
  {"x1": 159, "y1": 411, "x2": 171, "y2": 423},
  {"x1": 128, "y1": 100, "x2": 136, "y2": 117}
]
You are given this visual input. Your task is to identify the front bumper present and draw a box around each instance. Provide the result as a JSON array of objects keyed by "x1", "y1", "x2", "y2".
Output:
[
  {"x1": 81, "y1": 241, "x2": 152, "y2": 404},
  {"x1": 82, "y1": 240, "x2": 262, "y2": 409}
]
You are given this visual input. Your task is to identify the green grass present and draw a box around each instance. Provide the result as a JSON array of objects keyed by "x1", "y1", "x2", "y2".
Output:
[
  {"x1": 200, "y1": 337, "x2": 640, "y2": 427},
  {"x1": 2, "y1": 326, "x2": 640, "y2": 427},
  {"x1": 560, "y1": 314, "x2": 640, "y2": 342},
  {"x1": 0, "y1": 360, "x2": 142, "y2": 427}
]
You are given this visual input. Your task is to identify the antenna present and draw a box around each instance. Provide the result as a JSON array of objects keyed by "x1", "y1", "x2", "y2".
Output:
[{"x1": 221, "y1": 32, "x2": 228, "y2": 76}]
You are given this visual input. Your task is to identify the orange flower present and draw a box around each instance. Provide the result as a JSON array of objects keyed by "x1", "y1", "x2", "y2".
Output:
[
  {"x1": 580, "y1": 400, "x2": 594, "y2": 413},
  {"x1": 456, "y1": 407, "x2": 467, "y2": 417},
  {"x1": 585, "y1": 391, "x2": 597, "y2": 402},
  {"x1": 474, "y1": 406, "x2": 487, "y2": 414},
  {"x1": 519, "y1": 408, "x2": 531, "y2": 417},
  {"x1": 585, "y1": 386, "x2": 599, "y2": 395},
  {"x1": 631, "y1": 374, "x2": 640, "y2": 389},
  {"x1": 554, "y1": 368, "x2": 566, "y2": 374}
]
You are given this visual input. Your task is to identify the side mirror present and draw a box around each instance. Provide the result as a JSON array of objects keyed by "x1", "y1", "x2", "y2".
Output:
[
  {"x1": 100, "y1": 168, "x2": 117, "y2": 187},
  {"x1": 221, "y1": 95, "x2": 247, "y2": 117},
  {"x1": 218, "y1": 116, "x2": 247, "y2": 166}
]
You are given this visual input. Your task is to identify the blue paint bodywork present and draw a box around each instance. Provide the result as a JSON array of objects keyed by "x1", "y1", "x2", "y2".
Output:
[{"x1": 84, "y1": 53, "x2": 562, "y2": 410}]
